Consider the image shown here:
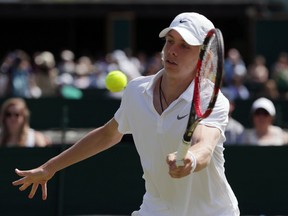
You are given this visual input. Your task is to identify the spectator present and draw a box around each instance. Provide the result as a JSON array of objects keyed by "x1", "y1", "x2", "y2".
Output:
[
  {"x1": 3, "y1": 50, "x2": 36, "y2": 98},
  {"x1": 108, "y1": 49, "x2": 141, "y2": 81},
  {"x1": 261, "y1": 79, "x2": 279, "y2": 100},
  {"x1": 222, "y1": 48, "x2": 250, "y2": 100},
  {"x1": 90, "y1": 58, "x2": 107, "y2": 89},
  {"x1": 33, "y1": 51, "x2": 58, "y2": 97},
  {"x1": 222, "y1": 89, "x2": 244, "y2": 145},
  {"x1": 0, "y1": 97, "x2": 51, "y2": 147},
  {"x1": 247, "y1": 55, "x2": 269, "y2": 84},
  {"x1": 56, "y1": 49, "x2": 76, "y2": 91},
  {"x1": 0, "y1": 67, "x2": 9, "y2": 98},
  {"x1": 143, "y1": 51, "x2": 163, "y2": 76},
  {"x1": 223, "y1": 48, "x2": 247, "y2": 87},
  {"x1": 57, "y1": 49, "x2": 76, "y2": 75},
  {"x1": 221, "y1": 74, "x2": 250, "y2": 101},
  {"x1": 241, "y1": 97, "x2": 288, "y2": 146},
  {"x1": 73, "y1": 56, "x2": 95, "y2": 89},
  {"x1": 271, "y1": 52, "x2": 288, "y2": 98},
  {"x1": 124, "y1": 48, "x2": 144, "y2": 75},
  {"x1": 246, "y1": 55, "x2": 269, "y2": 98},
  {"x1": 134, "y1": 51, "x2": 149, "y2": 75}
]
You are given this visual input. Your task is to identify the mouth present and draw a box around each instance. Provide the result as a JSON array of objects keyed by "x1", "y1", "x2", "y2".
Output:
[{"x1": 166, "y1": 59, "x2": 177, "y2": 65}]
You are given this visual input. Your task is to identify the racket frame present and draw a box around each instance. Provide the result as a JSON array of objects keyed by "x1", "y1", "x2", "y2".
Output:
[{"x1": 176, "y1": 28, "x2": 224, "y2": 167}]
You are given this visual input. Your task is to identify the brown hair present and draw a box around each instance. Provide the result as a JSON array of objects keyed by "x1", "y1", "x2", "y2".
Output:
[{"x1": 0, "y1": 98, "x2": 30, "y2": 146}]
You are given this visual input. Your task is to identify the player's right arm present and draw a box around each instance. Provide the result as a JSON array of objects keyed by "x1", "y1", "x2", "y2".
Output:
[
  {"x1": 12, "y1": 118, "x2": 123, "y2": 200},
  {"x1": 167, "y1": 124, "x2": 221, "y2": 178}
]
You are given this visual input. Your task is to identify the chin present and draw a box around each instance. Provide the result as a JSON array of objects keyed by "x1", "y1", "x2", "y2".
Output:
[{"x1": 164, "y1": 64, "x2": 178, "y2": 72}]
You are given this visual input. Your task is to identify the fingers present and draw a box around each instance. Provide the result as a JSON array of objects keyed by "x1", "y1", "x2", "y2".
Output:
[
  {"x1": 12, "y1": 168, "x2": 47, "y2": 200},
  {"x1": 167, "y1": 153, "x2": 193, "y2": 178},
  {"x1": 28, "y1": 183, "x2": 39, "y2": 199},
  {"x1": 13, "y1": 180, "x2": 46, "y2": 200},
  {"x1": 166, "y1": 152, "x2": 176, "y2": 166},
  {"x1": 169, "y1": 163, "x2": 192, "y2": 178},
  {"x1": 41, "y1": 183, "x2": 48, "y2": 200},
  {"x1": 19, "y1": 182, "x2": 32, "y2": 191},
  {"x1": 12, "y1": 178, "x2": 28, "y2": 187},
  {"x1": 12, "y1": 168, "x2": 29, "y2": 186},
  {"x1": 12, "y1": 178, "x2": 25, "y2": 186},
  {"x1": 15, "y1": 168, "x2": 28, "y2": 177}
]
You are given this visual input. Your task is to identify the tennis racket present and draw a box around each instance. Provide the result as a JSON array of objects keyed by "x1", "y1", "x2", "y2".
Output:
[{"x1": 176, "y1": 28, "x2": 224, "y2": 167}]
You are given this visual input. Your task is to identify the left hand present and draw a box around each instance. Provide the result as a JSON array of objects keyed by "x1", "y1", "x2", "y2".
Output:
[{"x1": 166, "y1": 152, "x2": 193, "y2": 178}]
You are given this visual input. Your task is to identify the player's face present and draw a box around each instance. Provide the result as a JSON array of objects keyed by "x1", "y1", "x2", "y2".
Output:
[{"x1": 162, "y1": 30, "x2": 200, "y2": 79}]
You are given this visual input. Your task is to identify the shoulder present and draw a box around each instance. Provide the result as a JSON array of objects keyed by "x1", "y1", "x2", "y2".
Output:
[
  {"x1": 210, "y1": 90, "x2": 229, "y2": 117},
  {"x1": 218, "y1": 90, "x2": 230, "y2": 108},
  {"x1": 269, "y1": 125, "x2": 288, "y2": 138},
  {"x1": 201, "y1": 89, "x2": 230, "y2": 134},
  {"x1": 126, "y1": 75, "x2": 154, "y2": 91},
  {"x1": 270, "y1": 125, "x2": 285, "y2": 133},
  {"x1": 122, "y1": 74, "x2": 157, "y2": 99},
  {"x1": 126, "y1": 69, "x2": 163, "y2": 91}
]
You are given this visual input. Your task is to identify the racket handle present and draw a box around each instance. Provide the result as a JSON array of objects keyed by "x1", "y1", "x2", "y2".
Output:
[{"x1": 176, "y1": 139, "x2": 191, "y2": 166}]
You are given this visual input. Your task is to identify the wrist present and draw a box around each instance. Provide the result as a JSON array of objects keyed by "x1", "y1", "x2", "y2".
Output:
[
  {"x1": 42, "y1": 159, "x2": 57, "y2": 175},
  {"x1": 187, "y1": 150, "x2": 197, "y2": 172}
]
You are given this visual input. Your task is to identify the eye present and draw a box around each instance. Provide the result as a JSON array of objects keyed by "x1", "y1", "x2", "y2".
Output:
[
  {"x1": 181, "y1": 43, "x2": 190, "y2": 49},
  {"x1": 167, "y1": 39, "x2": 173, "y2": 45},
  {"x1": 165, "y1": 36, "x2": 174, "y2": 44}
]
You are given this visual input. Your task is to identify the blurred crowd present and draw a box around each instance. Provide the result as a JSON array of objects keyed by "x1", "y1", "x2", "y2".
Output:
[
  {"x1": 221, "y1": 48, "x2": 288, "y2": 146},
  {"x1": 222, "y1": 48, "x2": 288, "y2": 101},
  {"x1": 0, "y1": 48, "x2": 288, "y2": 100},
  {"x1": 1, "y1": 48, "x2": 288, "y2": 147},
  {"x1": 1, "y1": 48, "x2": 288, "y2": 100},
  {"x1": 0, "y1": 49, "x2": 163, "y2": 99}
]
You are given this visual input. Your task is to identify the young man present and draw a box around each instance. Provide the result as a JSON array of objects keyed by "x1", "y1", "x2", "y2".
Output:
[{"x1": 13, "y1": 12, "x2": 240, "y2": 216}]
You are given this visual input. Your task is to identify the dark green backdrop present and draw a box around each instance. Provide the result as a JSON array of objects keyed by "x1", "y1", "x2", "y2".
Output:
[{"x1": 1, "y1": 144, "x2": 288, "y2": 216}]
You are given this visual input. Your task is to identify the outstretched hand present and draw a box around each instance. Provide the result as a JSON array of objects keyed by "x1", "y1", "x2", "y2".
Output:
[{"x1": 12, "y1": 167, "x2": 55, "y2": 200}]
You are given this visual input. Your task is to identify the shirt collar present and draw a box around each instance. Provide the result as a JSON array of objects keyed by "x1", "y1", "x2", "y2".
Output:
[
  {"x1": 144, "y1": 69, "x2": 195, "y2": 102},
  {"x1": 144, "y1": 69, "x2": 162, "y2": 96}
]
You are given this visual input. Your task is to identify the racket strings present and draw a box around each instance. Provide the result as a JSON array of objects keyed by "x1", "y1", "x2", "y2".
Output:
[
  {"x1": 200, "y1": 34, "x2": 218, "y2": 83},
  {"x1": 198, "y1": 31, "x2": 220, "y2": 117}
]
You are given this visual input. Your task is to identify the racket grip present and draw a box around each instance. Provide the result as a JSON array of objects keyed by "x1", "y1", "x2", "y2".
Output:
[{"x1": 176, "y1": 139, "x2": 191, "y2": 167}]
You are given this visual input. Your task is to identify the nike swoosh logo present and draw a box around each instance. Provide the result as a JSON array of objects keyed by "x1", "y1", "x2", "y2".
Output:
[
  {"x1": 177, "y1": 114, "x2": 188, "y2": 120},
  {"x1": 179, "y1": 19, "x2": 187, "y2": 23}
]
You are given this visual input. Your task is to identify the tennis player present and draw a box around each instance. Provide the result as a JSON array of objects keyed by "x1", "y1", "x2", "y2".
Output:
[{"x1": 13, "y1": 12, "x2": 239, "y2": 216}]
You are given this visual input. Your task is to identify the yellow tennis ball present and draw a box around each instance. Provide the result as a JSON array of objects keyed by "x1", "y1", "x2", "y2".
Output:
[{"x1": 105, "y1": 70, "x2": 128, "y2": 92}]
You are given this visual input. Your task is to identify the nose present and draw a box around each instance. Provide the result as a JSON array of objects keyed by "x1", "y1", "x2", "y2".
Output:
[{"x1": 168, "y1": 45, "x2": 178, "y2": 57}]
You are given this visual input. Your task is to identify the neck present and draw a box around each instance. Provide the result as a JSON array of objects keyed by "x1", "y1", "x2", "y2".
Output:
[
  {"x1": 160, "y1": 73, "x2": 193, "y2": 102},
  {"x1": 159, "y1": 76, "x2": 168, "y2": 112}
]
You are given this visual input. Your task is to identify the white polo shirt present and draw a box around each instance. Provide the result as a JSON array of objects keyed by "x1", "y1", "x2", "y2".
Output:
[{"x1": 114, "y1": 69, "x2": 240, "y2": 216}]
